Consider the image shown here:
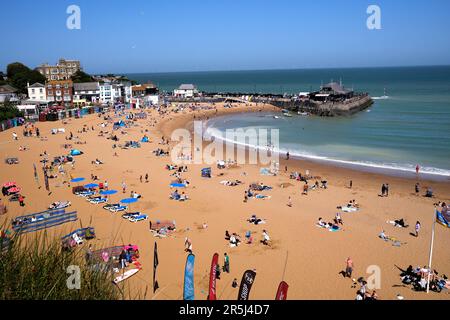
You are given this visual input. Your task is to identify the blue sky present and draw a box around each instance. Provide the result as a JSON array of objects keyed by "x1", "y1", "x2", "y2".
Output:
[{"x1": 1, "y1": 0, "x2": 450, "y2": 73}]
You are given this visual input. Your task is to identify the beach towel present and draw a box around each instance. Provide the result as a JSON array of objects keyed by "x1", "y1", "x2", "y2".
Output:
[
  {"x1": 340, "y1": 206, "x2": 358, "y2": 212},
  {"x1": 255, "y1": 195, "x2": 271, "y2": 200}
]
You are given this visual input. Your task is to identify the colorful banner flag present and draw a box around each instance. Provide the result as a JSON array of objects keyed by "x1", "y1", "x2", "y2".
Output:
[
  {"x1": 207, "y1": 253, "x2": 219, "y2": 300},
  {"x1": 153, "y1": 242, "x2": 159, "y2": 293},
  {"x1": 275, "y1": 281, "x2": 289, "y2": 300},
  {"x1": 183, "y1": 253, "x2": 195, "y2": 300},
  {"x1": 436, "y1": 209, "x2": 450, "y2": 228},
  {"x1": 237, "y1": 270, "x2": 256, "y2": 300}
]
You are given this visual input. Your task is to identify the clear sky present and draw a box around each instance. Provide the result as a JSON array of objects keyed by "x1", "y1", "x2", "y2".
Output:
[{"x1": 1, "y1": 0, "x2": 450, "y2": 74}]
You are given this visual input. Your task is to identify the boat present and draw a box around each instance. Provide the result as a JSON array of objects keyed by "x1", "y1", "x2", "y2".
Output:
[
  {"x1": 298, "y1": 112, "x2": 309, "y2": 116},
  {"x1": 273, "y1": 116, "x2": 280, "y2": 119},
  {"x1": 374, "y1": 88, "x2": 389, "y2": 100},
  {"x1": 283, "y1": 113, "x2": 293, "y2": 117},
  {"x1": 113, "y1": 267, "x2": 141, "y2": 284}
]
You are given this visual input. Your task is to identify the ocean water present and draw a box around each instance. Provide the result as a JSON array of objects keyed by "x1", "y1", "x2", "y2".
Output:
[{"x1": 127, "y1": 66, "x2": 450, "y2": 178}]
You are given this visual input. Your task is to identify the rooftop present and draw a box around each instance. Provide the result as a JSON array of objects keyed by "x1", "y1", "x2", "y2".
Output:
[
  {"x1": 321, "y1": 82, "x2": 352, "y2": 94},
  {"x1": 178, "y1": 84, "x2": 196, "y2": 90},
  {"x1": 28, "y1": 82, "x2": 45, "y2": 88},
  {"x1": 0, "y1": 84, "x2": 18, "y2": 94},
  {"x1": 74, "y1": 82, "x2": 99, "y2": 91}
]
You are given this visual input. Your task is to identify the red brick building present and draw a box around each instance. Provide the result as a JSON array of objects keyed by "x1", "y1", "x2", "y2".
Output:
[{"x1": 46, "y1": 80, "x2": 74, "y2": 108}]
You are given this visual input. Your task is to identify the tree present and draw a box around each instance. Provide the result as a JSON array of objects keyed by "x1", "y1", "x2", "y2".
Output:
[
  {"x1": 0, "y1": 102, "x2": 24, "y2": 121},
  {"x1": 71, "y1": 70, "x2": 94, "y2": 83},
  {"x1": 5, "y1": 62, "x2": 46, "y2": 94}
]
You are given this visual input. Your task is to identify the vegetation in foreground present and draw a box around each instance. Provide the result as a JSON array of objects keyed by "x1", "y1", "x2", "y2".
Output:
[{"x1": 0, "y1": 232, "x2": 124, "y2": 300}]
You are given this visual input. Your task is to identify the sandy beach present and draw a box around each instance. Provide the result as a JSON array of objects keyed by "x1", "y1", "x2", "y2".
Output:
[{"x1": 1, "y1": 102, "x2": 449, "y2": 300}]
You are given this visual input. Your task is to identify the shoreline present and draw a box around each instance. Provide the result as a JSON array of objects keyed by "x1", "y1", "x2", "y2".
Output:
[{"x1": 158, "y1": 104, "x2": 450, "y2": 196}]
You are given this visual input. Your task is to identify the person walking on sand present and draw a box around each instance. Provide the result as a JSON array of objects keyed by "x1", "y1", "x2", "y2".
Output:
[
  {"x1": 12, "y1": 132, "x2": 18, "y2": 141},
  {"x1": 261, "y1": 230, "x2": 270, "y2": 245},
  {"x1": 415, "y1": 183, "x2": 420, "y2": 195},
  {"x1": 140, "y1": 175, "x2": 143, "y2": 183},
  {"x1": 381, "y1": 184, "x2": 386, "y2": 197},
  {"x1": 349, "y1": 180, "x2": 353, "y2": 189},
  {"x1": 145, "y1": 173, "x2": 149, "y2": 183},
  {"x1": 345, "y1": 257, "x2": 354, "y2": 278},
  {"x1": 122, "y1": 181, "x2": 126, "y2": 193},
  {"x1": 223, "y1": 253, "x2": 230, "y2": 273},
  {"x1": 416, "y1": 164, "x2": 420, "y2": 176},
  {"x1": 415, "y1": 221, "x2": 421, "y2": 237},
  {"x1": 18, "y1": 194, "x2": 25, "y2": 207},
  {"x1": 287, "y1": 196, "x2": 292, "y2": 207},
  {"x1": 385, "y1": 184, "x2": 390, "y2": 197}
]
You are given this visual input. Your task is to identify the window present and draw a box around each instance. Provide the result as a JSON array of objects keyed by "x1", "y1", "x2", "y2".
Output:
[
  {"x1": 31, "y1": 89, "x2": 35, "y2": 94},
  {"x1": 39, "y1": 89, "x2": 43, "y2": 94},
  {"x1": 64, "y1": 84, "x2": 69, "y2": 89},
  {"x1": 48, "y1": 90, "x2": 53, "y2": 95}
]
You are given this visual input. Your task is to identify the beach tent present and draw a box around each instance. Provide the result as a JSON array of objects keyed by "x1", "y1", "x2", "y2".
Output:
[
  {"x1": 141, "y1": 136, "x2": 149, "y2": 143},
  {"x1": 70, "y1": 149, "x2": 83, "y2": 156},
  {"x1": 201, "y1": 168, "x2": 212, "y2": 178}
]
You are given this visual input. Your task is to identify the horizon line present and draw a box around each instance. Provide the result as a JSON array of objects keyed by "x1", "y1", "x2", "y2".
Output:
[{"x1": 116, "y1": 64, "x2": 450, "y2": 76}]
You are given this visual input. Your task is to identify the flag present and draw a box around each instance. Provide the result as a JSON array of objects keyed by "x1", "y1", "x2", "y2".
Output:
[
  {"x1": 183, "y1": 254, "x2": 195, "y2": 300},
  {"x1": 43, "y1": 169, "x2": 50, "y2": 192},
  {"x1": 153, "y1": 242, "x2": 159, "y2": 293},
  {"x1": 436, "y1": 209, "x2": 450, "y2": 228},
  {"x1": 207, "y1": 253, "x2": 219, "y2": 300},
  {"x1": 237, "y1": 270, "x2": 256, "y2": 300},
  {"x1": 275, "y1": 281, "x2": 289, "y2": 300}
]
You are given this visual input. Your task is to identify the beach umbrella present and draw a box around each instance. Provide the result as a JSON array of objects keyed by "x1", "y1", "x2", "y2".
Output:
[
  {"x1": 170, "y1": 183, "x2": 186, "y2": 188},
  {"x1": 100, "y1": 190, "x2": 118, "y2": 195},
  {"x1": 120, "y1": 198, "x2": 138, "y2": 204},
  {"x1": 84, "y1": 183, "x2": 99, "y2": 189},
  {"x1": 70, "y1": 177, "x2": 85, "y2": 183},
  {"x1": 3, "y1": 182, "x2": 16, "y2": 188},
  {"x1": 7, "y1": 187, "x2": 21, "y2": 194},
  {"x1": 120, "y1": 197, "x2": 138, "y2": 211}
]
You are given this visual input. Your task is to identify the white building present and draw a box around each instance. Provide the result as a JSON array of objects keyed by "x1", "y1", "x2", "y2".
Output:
[
  {"x1": 99, "y1": 82, "x2": 132, "y2": 104},
  {"x1": 73, "y1": 82, "x2": 100, "y2": 105},
  {"x1": 173, "y1": 84, "x2": 198, "y2": 98},
  {"x1": 0, "y1": 84, "x2": 19, "y2": 103},
  {"x1": 17, "y1": 104, "x2": 40, "y2": 119},
  {"x1": 27, "y1": 82, "x2": 47, "y2": 102}
]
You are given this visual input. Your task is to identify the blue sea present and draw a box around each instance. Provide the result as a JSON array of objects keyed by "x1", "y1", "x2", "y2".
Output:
[{"x1": 126, "y1": 66, "x2": 450, "y2": 179}]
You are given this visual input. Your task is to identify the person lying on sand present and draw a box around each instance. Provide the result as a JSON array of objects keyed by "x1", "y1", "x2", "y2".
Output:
[
  {"x1": 229, "y1": 233, "x2": 241, "y2": 247},
  {"x1": 387, "y1": 218, "x2": 409, "y2": 228},
  {"x1": 247, "y1": 214, "x2": 266, "y2": 225},
  {"x1": 91, "y1": 159, "x2": 104, "y2": 165}
]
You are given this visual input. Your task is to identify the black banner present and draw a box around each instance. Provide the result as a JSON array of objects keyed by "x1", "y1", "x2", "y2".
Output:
[
  {"x1": 153, "y1": 241, "x2": 159, "y2": 293},
  {"x1": 237, "y1": 270, "x2": 256, "y2": 300}
]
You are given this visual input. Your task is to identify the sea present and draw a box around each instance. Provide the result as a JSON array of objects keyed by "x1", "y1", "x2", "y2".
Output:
[{"x1": 126, "y1": 66, "x2": 450, "y2": 180}]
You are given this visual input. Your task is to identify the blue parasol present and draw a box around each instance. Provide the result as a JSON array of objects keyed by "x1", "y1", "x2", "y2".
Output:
[
  {"x1": 70, "y1": 177, "x2": 85, "y2": 183},
  {"x1": 121, "y1": 197, "x2": 138, "y2": 211},
  {"x1": 170, "y1": 183, "x2": 186, "y2": 188},
  {"x1": 100, "y1": 190, "x2": 118, "y2": 195},
  {"x1": 120, "y1": 198, "x2": 138, "y2": 204},
  {"x1": 84, "y1": 183, "x2": 99, "y2": 188}
]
